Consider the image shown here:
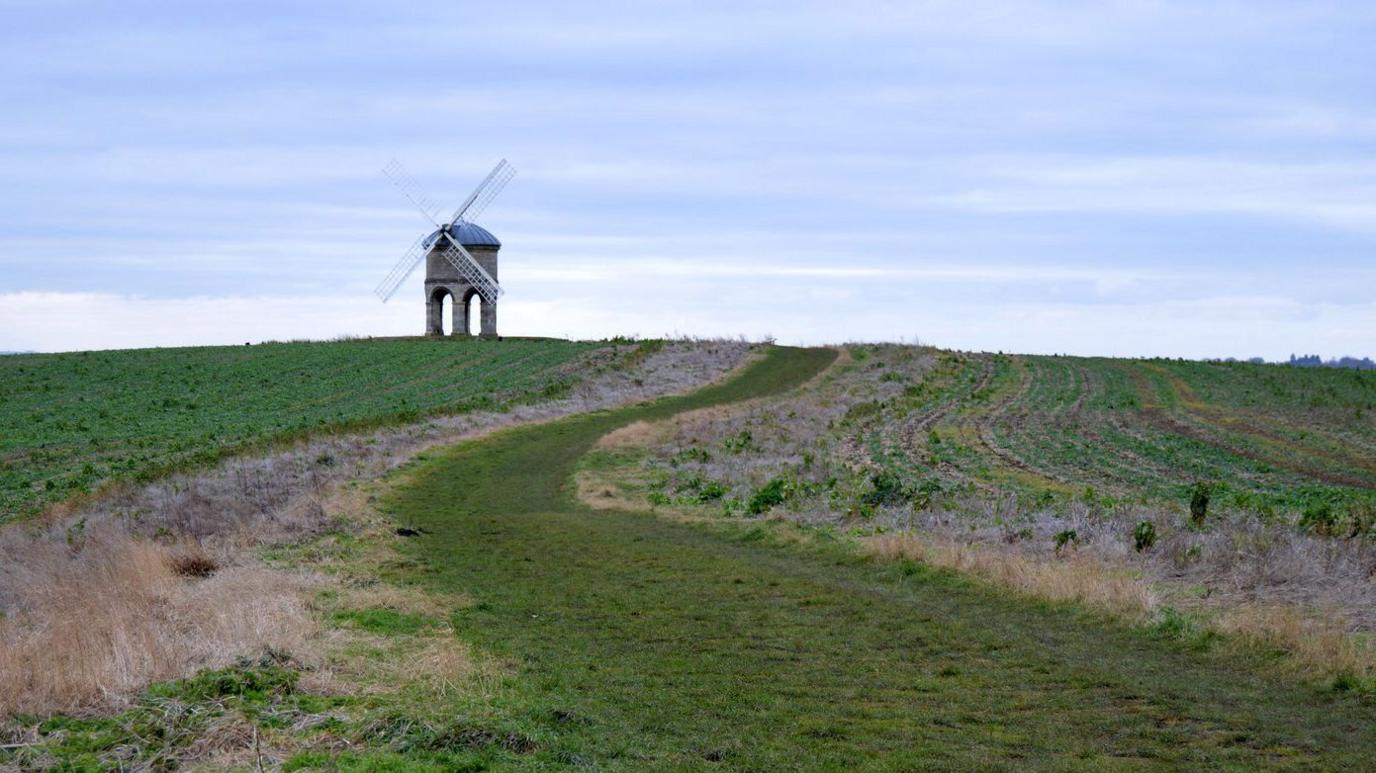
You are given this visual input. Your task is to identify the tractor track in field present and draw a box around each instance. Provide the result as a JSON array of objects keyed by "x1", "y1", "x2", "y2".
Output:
[
  {"x1": 1146, "y1": 365, "x2": 1376, "y2": 483},
  {"x1": 968, "y1": 358, "x2": 1082, "y2": 491},
  {"x1": 1127, "y1": 365, "x2": 1376, "y2": 490}
]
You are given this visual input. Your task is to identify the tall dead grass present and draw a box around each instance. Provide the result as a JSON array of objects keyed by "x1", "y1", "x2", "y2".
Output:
[
  {"x1": 0, "y1": 526, "x2": 314, "y2": 717},
  {"x1": 863, "y1": 531, "x2": 1376, "y2": 683},
  {"x1": 1214, "y1": 604, "x2": 1375, "y2": 683},
  {"x1": 864, "y1": 532, "x2": 1157, "y2": 619}
]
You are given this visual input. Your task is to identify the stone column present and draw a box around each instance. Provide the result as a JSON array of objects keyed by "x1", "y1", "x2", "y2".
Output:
[
  {"x1": 454, "y1": 293, "x2": 470, "y2": 336},
  {"x1": 480, "y1": 300, "x2": 498, "y2": 338},
  {"x1": 426, "y1": 290, "x2": 444, "y2": 336}
]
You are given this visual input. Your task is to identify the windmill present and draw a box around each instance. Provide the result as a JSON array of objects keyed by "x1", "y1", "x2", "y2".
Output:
[{"x1": 376, "y1": 159, "x2": 516, "y2": 337}]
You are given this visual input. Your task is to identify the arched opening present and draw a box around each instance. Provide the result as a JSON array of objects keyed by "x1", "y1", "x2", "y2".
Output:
[
  {"x1": 427, "y1": 287, "x2": 449, "y2": 336},
  {"x1": 440, "y1": 291, "x2": 453, "y2": 335},
  {"x1": 467, "y1": 293, "x2": 482, "y2": 338}
]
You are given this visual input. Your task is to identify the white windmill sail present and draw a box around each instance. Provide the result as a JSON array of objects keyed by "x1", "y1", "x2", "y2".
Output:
[
  {"x1": 437, "y1": 233, "x2": 502, "y2": 303},
  {"x1": 449, "y1": 159, "x2": 515, "y2": 226},
  {"x1": 377, "y1": 158, "x2": 515, "y2": 304},
  {"x1": 374, "y1": 233, "x2": 430, "y2": 302}
]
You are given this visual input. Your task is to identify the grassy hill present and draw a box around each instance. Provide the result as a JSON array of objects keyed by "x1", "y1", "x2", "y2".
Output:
[
  {"x1": 6, "y1": 343, "x2": 1376, "y2": 767},
  {"x1": 0, "y1": 338, "x2": 606, "y2": 521},
  {"x1": 6, "y1": 341, "x2": 1372, "y2": 524}
]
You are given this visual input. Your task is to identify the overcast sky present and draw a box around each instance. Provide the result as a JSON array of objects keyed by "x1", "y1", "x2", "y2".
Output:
[{"x1": 2, "y1": 1, "x2": 1373, "y2": 356}]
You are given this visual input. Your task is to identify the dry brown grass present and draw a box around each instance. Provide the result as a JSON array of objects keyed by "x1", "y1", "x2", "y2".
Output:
[
  {"x1": 0, "y1": 527, "x2": 316, "y2": 717},
  {"x1": 863, "y1": 532, "x2": 1158, "y2": 619},
  {"x1": 321, "y1": 629, "x2": 500, "y2": 701},
  {"x1": 574, "y1": 469, "x2": 638, "y2": 512},
  {"x1": 862, "y1": 531, "x2": 1376, "y2": 685},
  {"x1": 1214, "y1": 604, "x2": 1376, "y2": 683},
  {"x1": 595, "y1": 420, "x2": 664, "y2": 450}
]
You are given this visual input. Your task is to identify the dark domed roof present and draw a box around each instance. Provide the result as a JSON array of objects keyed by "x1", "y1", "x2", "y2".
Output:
[{"x1": 423, "y1": 221, "x2": 501, "y2": 249}]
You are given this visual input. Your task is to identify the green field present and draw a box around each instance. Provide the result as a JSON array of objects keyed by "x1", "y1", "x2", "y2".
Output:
[
  {"x1": 855, "y1": 350, "x2": 1376, "y2": 516},
  {"x1": 0, "y1": 338, "x2": 604, "y2": 520}
]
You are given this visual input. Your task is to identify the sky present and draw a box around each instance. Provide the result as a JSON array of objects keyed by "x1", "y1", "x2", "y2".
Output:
[{"x1": 1, "y1": 1, "x2": 1373, "y2": 357}]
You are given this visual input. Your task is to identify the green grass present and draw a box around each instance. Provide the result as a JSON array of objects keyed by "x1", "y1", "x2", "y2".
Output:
[
  {"x1": 362, "y1": 346, "x2": 1376, "y2": 768},
  {"x1": 0, "y1": 337, "x2": 605, "y2": 521},
  {"x1": 330, "y1": 608, "x2": 438, "y2": 636},
  {"x1": 3, "y1": 650, "x2": 350, "y2": 770},
  {"x1": 849, "y1": 347, "x2": 1376, "y2": 516}
]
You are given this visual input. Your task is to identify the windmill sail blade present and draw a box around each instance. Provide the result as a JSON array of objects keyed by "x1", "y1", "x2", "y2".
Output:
[
  {"x1": 383, "y1": 159, "x2": 443, "y2": 226},
  {"x1": 374, "y1": 233, "x2": 429, "y2": 302},
  {"x1": 440, "y1": 230, "x2": 503, "y2": 303},
  {"x1": 448, "y1": 159, "x2": 515, "y2": 226}
]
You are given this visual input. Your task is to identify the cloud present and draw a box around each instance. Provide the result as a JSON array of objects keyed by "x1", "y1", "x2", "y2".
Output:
[
  {"x1": 919, "y1": 155, "x2": 1376, "y2": 231},
  {"x1": 3, "y1": 2, "x2": 1376, "y2": 357}
]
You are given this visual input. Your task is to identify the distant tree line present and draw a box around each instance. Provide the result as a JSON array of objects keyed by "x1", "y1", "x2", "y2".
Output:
[
  {"x1": 1212, "y1": 354, "x2": 1376, "y2": 370},
  {"x1": 1216, "y1": 354, "x2": 1376, "y2": 368},
  {"x1": 1285, "y1": 354, "x2": 1376, "y2": 370}
]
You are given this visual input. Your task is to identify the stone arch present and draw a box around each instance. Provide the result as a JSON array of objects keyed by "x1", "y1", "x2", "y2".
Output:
[
  {"x1": 427, "y1": 285, "x2": 459, "y2": 336},
  {"x1": 463, "y1": 289, "x2": 497, "y2": 338}
]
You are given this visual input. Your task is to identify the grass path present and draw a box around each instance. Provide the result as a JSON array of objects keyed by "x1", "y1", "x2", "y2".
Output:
[{"x1": 382, "y1": 347, "x2": 1376, "y2": 769}]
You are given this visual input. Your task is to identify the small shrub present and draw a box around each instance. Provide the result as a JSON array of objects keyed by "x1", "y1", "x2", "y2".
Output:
[
  {"x1": 848, "y1": 501, "x2": 878, "y2": 519},
  {"x1": 1053, "y1": 529, "x2": 1079, "y2": 553},
  {"x1": 862, "y1": 470, "x2": 909, "y2": 508},
  {"x1": 673, "y1": 447, "x2": 712, "y2": 464},
  {"x1": 697, "y1": 482, "x2": 727, "y2": 502},
  {"x1": 1189, "y1": 482, "x2": 1212, "y2": 527},
  {"x1": 1132, "y1": 521, "x2": 1158, "y2": 553},
  {"x1": 912, "y1": 478, "x2": 944, "y2": 509},
  {"x1": 723, "y1": 429, "x2": 755, "y2": 453},
  {"x1": 1081, "y1": 486, "x2": 1102, "y2": 508},
  {"x1": 747, "y1": 478, "x2": 788, "y2": 515},
  {"x1": 1332, "y1": 672, "x2": 1361, "y2": 692},
  {"x1": 647, "y1": 491, "x2": 671, "y2": 507},
  {"x1": 1298, "y1": 501, "x2": 1339, "y2": 536}
]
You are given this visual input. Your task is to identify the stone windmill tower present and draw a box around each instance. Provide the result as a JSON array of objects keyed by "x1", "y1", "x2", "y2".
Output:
[{"x1": 375, "y1": 160, "x2": 515, "y2": 337}]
